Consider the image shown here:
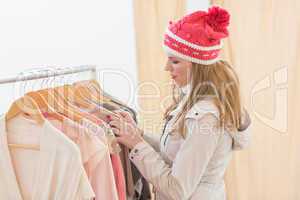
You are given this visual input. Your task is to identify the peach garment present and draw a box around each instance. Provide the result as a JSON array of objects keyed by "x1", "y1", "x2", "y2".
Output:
[
  {"x1": 82, "y1": 107, "x2": 127, "y2": 200},
  {"x1": 47, "y1": 116, "x2": 119, "y2": 200},
  {"x1": 0, "y1": 115, "x2": 94, "y2": 200}
]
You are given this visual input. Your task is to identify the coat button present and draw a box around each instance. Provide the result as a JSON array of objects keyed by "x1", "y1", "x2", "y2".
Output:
[{"x1": 195, "y1": 112, "x2": 199, "y2": 115}]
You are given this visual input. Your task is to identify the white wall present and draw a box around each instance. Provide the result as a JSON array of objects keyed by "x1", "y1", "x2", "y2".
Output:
[
  {"x1": 0, "y1": 0, "x2": 138, "y2": 113},
  {"x1": 0, "y1": 0, "x2": 211, "y2": 114}
]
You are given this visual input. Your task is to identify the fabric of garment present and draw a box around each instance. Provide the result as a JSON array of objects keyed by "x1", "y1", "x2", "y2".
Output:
[
  {"x1": 91, "y1": 149, "x2": 119, "y2": 200},
  {"x1": 0, "y1": 115, "x2": 95, "y2": 200},
  {"x1": 86, "y1": 101, "x2": 151, "y2": 199},
  {"x1": 119, "y1": 145, "x2": 135, "y2": 198},
  {"x1": 47, "y1": 117, "x2": 119, "y2": 200},
  {"x1": 76, "y1": 117, "x2": 120, "y2": 200},
  {"x1": 129, "y1": 97, "x2": 252, "y2": 200},
  {"x1": 78, "y1": 105, "x2": 122, "y2": 155},
  {"x1": 110, "y1": 154, "x2": 127, "y2": 200},
  {"x1": 82, "y1": 107, "x2": 127, "y2": 200}
]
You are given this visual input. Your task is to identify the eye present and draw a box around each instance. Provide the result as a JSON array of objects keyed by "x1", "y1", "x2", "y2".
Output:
[{"x1": 172, "y1": 60, "x2": 179, "y2": 64}]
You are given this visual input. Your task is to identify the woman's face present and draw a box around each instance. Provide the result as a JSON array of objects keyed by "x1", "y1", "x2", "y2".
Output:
[{"x1": 164, "y1": 56, "x2": 192, "y2": 87}]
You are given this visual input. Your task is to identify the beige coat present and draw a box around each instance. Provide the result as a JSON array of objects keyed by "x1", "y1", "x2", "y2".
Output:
[
  {"x1": 129, "y1": 99, "x2": 251, "y2": 200},
  {"x1": 0, "y1": 115, "x2": 95, "y2": 200}
]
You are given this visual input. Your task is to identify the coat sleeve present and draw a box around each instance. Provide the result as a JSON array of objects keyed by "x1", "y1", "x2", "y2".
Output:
[
  {"x1": 129, "y1": 113, "x2": 221, "y2": 200},
  {"x1": 142, "y1": 132, "x2": 161, "y2": 152},
  {"x1": 232, "y1": 127, "x2": 252, "y2": 150}
]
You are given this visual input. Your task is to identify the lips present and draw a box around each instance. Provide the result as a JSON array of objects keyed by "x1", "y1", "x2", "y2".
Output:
[{"x1": 171, "y1": 75, "x2": 177, "y2": 79}]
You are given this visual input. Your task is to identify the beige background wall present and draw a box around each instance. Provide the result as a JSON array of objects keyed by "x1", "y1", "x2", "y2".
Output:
[
  {"x1": 134, "y1": 0, "x2": 300, "y2": 199},
  {"x1": 211, "y1": 0, "x2": 300, "y2": 199},
  {"x1": 133, "y1": 0, "x2": 186, "y2": 133}
]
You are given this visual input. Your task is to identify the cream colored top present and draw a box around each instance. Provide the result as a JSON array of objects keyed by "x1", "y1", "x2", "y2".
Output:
[
  {"x1": 129, "y1": 86, "x2": 251, "y2": 200},
  {"x1": 48, "y1": 118, "x2": 119, "y2": 200},
  {"x1": 0, "y1": 115, "x2": 95, "y2": 200}
]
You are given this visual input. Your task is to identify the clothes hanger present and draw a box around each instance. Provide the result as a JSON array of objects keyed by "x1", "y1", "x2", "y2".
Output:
[
  {"x1": 72, "y1": 81, "x2": 104, "y2": 108},
  {"x1": 6, "y1": 96, "x2": 42, "y2": 151},
  {"x1": 53, "y1": 84, "x2": 102, "y2": 124},
  {"x1": 72, "y1": 80, "x2": 119, "y2": 107},
  {"x1": 71, "y1": 79, "x2": 124, "y2": 126},
  {"x1": 86, "y1": 79, "x2": 131, "y2": 108},
  {"x1": 71, "y1": 79, "x2": 122, "y2": 153},
  {"x1": 68, "y1": 77, "x2": 117, "y2": 116},
  {"x1": 69, "y1": 78, "x2": 115, "y2": 114},
  {"x1": 43, "y1": 69, "x2": 100, "y2": 126},
  {"x1": 39, "y1": 70, "x2": 85, "y2": 123},
  {"x1": 53, "y1": 71, "x2": 101, "y2": 109},
  {"x1": 82, "y1": 79, "x2": 136, "y2": 114},
  {"x1": 5, "y1": 96, "x2": 45, "y2": 125},
  {"x1": 72, "y1": 79, "x2": 131, "y2": 142},
  {"x1": 32, "y1": 70, "x2": 76, "y2": 122},
  {"x1": 5, "y1": 78, "x2": 45, "y2": 151},
  {"x1": 25, "y1": 75, "x2": 65, "y2": 122}
]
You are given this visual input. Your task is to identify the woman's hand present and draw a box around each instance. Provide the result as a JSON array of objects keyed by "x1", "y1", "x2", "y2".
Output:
[{"x1": 107, "y1": 110, "x2": 144, "y2": 149}]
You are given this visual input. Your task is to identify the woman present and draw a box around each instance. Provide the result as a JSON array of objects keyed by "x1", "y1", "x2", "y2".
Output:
[{"x1": 108, "y1": 5, "x2": 251, "y2": 200}]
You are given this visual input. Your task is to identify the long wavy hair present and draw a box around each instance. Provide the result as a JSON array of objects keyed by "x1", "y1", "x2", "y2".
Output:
[{"x1": 163, "y1": 60, "x2": 243, "y2": 138}]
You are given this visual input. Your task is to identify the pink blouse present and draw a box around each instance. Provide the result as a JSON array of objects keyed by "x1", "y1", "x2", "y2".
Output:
[
  {"x1": 82, "y1": 107, "x2": 127, "y2": 200},
  {"x1": 47, "y1": 117, "x2": 119, "y2": 200}
]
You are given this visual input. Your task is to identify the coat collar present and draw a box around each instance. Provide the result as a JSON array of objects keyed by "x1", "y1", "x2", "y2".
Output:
[
  {"x1": 0, "y1": 115, "x2": 57, "y2": 199},
  {"x1": 168, "y1": 96, "x2": 218, "y2": 119},
  {"x1": 179, "y1": 83, "x2": 191, "y2": 96},
  {"x1": 0, "y1": 116, "x2": 23, "y2": 199}
]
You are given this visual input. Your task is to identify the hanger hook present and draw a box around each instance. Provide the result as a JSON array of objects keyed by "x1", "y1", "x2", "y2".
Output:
[
  {"x1": 58, "y1": 67, "x2": 65, "y2": 87},
  {"x1": 67, "y1": 66, "x2": 74, "y2": 85},
  {"x1": 33, "y1": 68, "x2": 43, "y2": 91},
  {"x1": 42, "y1": 67, "x2": 51, "y2": 89},
  {"x1": 25, "y1": 70, "x2": 35, "y2": 95},
  {"x1": 49, "y1": 67, "x2": 57, "y2": 88}
]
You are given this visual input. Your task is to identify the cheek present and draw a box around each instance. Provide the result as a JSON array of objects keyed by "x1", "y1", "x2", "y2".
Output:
[{"x1": 173, "y1": 64, "x2": 189, "y2": 79}]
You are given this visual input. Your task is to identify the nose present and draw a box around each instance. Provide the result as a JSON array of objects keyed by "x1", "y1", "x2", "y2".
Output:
[{"x1": 164, "y1": 59, "x2": 172, "y2": 71}]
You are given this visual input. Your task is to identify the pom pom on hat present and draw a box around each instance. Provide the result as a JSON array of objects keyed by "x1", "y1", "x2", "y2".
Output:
[{"x1": 206, "y1": 6, "x2": 230, "y2": 39}]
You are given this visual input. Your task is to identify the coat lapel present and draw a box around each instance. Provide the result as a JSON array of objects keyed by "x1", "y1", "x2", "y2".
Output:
[
  {"x1": 31, "y1": 120, "x2": 57, "y2": 200},
  {"x1": 0, "y1": 116, "x2": 23, "y2": 199},
  {"x1": 0, "y1": 116, "x2": 58, "y2": 200}
]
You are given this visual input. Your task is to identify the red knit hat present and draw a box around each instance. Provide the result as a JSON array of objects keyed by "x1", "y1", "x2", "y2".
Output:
[{"x1": 163, "y1": 5, "x2": 230, "y2": 65}]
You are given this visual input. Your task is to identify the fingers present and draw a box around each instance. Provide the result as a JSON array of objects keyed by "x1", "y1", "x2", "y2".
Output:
[
  {"x1": 107, "y1": 110, "x2": 135, "y2": 125},
  {"x1": 106, "y1": 112, "x2": 119, "y2": 119},
  {"x1": 115, "y1": 109, "x2": 131, "y2": 117},
  {"x1": 114, "y1": 110, "x2": 134, "y2": 122},
  {"x1": 111, "y1": 127, "x2": 120, "y2": 136},
  {"x1": 108, "y1": 114, "x2": 121, "y2": 121},
  {"x1": 108, "y1": 117, "x2": 129, "y2": 135},
  {"x1": 109, "y1": 120, "x2": 121, "y2": 129}
]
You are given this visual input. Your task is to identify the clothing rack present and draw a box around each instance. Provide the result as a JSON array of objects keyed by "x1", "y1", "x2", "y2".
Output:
[
  {"x1": 0, "y1": 65, "x2": 136, "y2": 120},
  {"x1": 0, "y1": 64, "x2": 148, "y2": 199},
  {"x1": 0, "y1": 65, "x2": 97, "y2": 84}
]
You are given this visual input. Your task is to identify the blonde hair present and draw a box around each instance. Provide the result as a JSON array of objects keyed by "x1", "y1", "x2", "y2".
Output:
[{"x1": 164, "y1": 60, "x2": 243, "y2": 138}]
